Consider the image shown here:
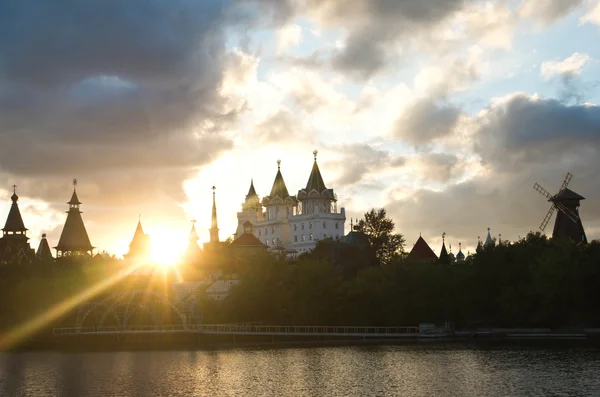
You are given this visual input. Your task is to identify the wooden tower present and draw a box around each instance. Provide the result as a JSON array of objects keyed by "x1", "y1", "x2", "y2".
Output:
[{"x1": 533, "y1": 172, "x2": 587, "y2": 243}]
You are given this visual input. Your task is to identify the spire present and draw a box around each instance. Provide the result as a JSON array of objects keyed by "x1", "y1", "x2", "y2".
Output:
[
  {"x1": 456, "y1": 242, "x2": 465, "y2": 262},
  {"x1": 305, "y1": 150, "x2": 327, "y2": 191},
  {"x1": 36, "y1": 233, "x2": 53, "y2": 262},
  {"x1": 484, "y1": 227, "x2": 493, "y2": 247},
  {"x1": 55, "y1": 180, "x2": 94, "y2": 256},
  {"x1": 210, "y1": 186, "x2": 219, "y2": 243},
  {"x1": 269, "y1": 160, "x2": 290, "y2": 198},
  {"x1": 3, "y1": 185, "x2": 28, "y2": 234},
  {"x1": 68, "y1": 179, "x2": 81, "y2": 207},
  {"x1": 189, "y1": 219, "x2": 199, "y2": 243},
  {"x1": 439, "y1": 232, "x2": 449, "y2": 264},
  {"x1": 246, "y1": 179, "x2": 258, "y2": 198}
]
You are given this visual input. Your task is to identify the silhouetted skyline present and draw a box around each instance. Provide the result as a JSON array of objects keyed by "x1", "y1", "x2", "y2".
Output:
[{"x1": 1, "y1": 0, "x2": 599, "y2": 257}]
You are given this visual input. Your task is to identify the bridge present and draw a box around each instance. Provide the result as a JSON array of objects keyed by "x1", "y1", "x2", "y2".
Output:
[{"x1": 54, "y1": 324, "x2": 423, "y2": 338}]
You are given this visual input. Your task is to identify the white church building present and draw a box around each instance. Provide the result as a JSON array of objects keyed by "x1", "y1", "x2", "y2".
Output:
[{"x1": 236, "y1": 151, "x2": 346, "y2": 254}]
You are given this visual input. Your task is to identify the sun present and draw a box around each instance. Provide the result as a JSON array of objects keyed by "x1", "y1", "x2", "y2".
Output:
[{"x1": 147, "y1": 228, "x2": 188, "y2": 268}]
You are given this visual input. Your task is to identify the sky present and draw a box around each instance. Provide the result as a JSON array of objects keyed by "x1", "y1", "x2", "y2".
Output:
[{"x1": 1, "y1": 0, "x2": 600, "y2": 258}]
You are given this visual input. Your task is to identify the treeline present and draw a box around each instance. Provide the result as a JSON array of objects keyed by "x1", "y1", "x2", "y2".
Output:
[{"x1": 203, "y1": 231, "x2": 600, "y2": 329}]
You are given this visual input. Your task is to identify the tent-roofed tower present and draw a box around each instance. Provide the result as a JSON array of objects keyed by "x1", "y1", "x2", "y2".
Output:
[
  {"x1": 257, "y1": 160, "x2": 298, "y2": 249},
  {"x1": 55, "y1": 179, "x2": 94, "y2": 258},
  {"x1": 0, "y1": 185, "x2": 36, "y2": 264},
  {"x1": 36, "y1": 233, "x2": 54, "y2": 263},
  {"x1": 289, "y1": 150, "x2": 346, "y2": 253},
  {"x1": 407, "y1": 235, "x2": 438, "y2": 263},
  {"x1": 236, "y1": 179, "x2": 265, "y2": 238},
  {"x1": 183, "y1": 219, "x2": 202, "y2": 265},
  {"x1": 124, "y1": 216, "x2": 150, "y2": 263},
  {"x1": 439, "y1": 232, "x2": 450, "y2": 264}
]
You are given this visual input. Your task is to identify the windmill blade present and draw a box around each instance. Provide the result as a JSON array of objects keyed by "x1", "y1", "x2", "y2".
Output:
[
  {"x1": 533, "y1": 183, "x2": 553, "y2": 200},
  {"x1": 539, "y1": 205, "x2": 555, "y2": 231},
  {"x1": 559, "y1": 172, "x2": 572, "y2": 194},
  {"x1": 554, "y1": 201, "x2": 579, "y2": 223}
]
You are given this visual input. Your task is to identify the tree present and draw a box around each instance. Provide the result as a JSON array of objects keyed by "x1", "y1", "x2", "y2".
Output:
[{"x1": 355, "y1": 208, "x2": 405, "y2": 266}]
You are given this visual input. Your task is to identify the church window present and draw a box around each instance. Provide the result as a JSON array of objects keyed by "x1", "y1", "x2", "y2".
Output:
[
  {"x1": 309, "y1": 233, "x2": 313, "y2": 241},
  {"x1": 294, "y1": 224, "x2": 297, "y2": 231},
  {"x1": 272, "y1": 239, "x2": 275, "y2": 245},
  {"x1": 302, "y1": 235, "x2": 305, "y2": 241},
  {"x1": 302, "y1": 223, "x2": 305, "y2": 230},
  {"x1": 265, "y1": 228, "x2": 267, "y2": 235},
  {"x1": 323, "y1": 234, "x2": 327, "y2": 238},
  {"x1": 271, "y1": 227, "x2": 274, "y2": 234},
  {"x1": 335, "y1": 222, "x2": 339, "y2": 229},
  {"x1": 323, "y1": 221, "x2": 326, "y2": 228},
  {"x1": 294, "y1": 236, "x2": 298, "y2": 242},
  {"x1": 309, "y1": 221, "x2": 312, "y2": 229},
  {"x1": 265, "y1": 239, "x2": 269, "y2": 245},
  {"x1": 259, "y1": 230, "x2": 261, "y2": 236}
]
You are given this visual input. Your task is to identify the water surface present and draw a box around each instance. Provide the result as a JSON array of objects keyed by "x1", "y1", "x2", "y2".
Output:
[{"x1": 0, "y1": 344, "x2": 599, "y2": 396}]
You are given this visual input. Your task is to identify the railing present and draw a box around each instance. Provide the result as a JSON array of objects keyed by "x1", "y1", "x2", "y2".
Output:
[{"x1": 53, "y1": 324, "x2": 420, "y2": 337}]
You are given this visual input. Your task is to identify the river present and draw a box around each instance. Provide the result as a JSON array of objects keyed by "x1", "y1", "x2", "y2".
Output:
[{"x1": 1, "y1": 344, "x2": 599, "y2": 396}]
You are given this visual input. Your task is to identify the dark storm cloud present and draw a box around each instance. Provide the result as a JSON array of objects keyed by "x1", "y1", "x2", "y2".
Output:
[
  {"x1": 474, "y1": 94, "x2": 600, "y2": 171},
  {"x1": 0, "y1": 0, "x2": 239, "y2": 207},
  {"x1": 394, "y1": 98, "x2": 461, "y2": 146},
  {"x1": 387, "y1": 94, "x2": 600, "y2": 247}
]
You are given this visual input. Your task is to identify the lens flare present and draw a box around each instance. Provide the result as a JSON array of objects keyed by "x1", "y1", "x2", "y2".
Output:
[{"x1": 0, "y1": 262, "x2": 145, "y2": 350}]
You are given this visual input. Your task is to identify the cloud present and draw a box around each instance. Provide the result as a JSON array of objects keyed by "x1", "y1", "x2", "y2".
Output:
[
  {"x1": 519, "y1": 0, "x2": 586, "y2": 25},
  {"x1": 580, "y1": 2, "x2": 600, "y2": 26},
  {"x1": 412, "y1": 153, "x2": 465, "y2": 183},
  {"x1": 473, "y1": 93, "x2": 600, "y2": 171},
  {"x1": 541, "y1": 52, "x2": 591, "y2": 79},
  {"x1": 301, "y1": 0, "x2": 467, "y2": 78},
  {"x1": 0, "y1": 1, "x2": 241, "y2": 202},
  {"x1": 393, "y1": 98, "x2": 462, "y2": 147},
  {"x1": 276, "y1": 24, "x2": 303, "y2": 51},
  {"x1": 325, "y1": 144, "x2": 404, "y2": 188}
]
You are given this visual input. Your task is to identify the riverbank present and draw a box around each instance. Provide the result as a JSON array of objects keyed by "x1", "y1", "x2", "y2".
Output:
[{"x1": 7, "y1": 331, "x2": 600, "y2": 353}]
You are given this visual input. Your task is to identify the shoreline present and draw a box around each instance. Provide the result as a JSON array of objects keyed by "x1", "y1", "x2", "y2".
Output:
[{"x1": 5, "y1": 332, "x2": 600, "y2": 353}]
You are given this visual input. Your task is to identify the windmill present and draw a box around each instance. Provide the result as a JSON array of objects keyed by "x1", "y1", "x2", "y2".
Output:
[{"x1": 533, "y1": 172, "x2": 587, "y2": 243}]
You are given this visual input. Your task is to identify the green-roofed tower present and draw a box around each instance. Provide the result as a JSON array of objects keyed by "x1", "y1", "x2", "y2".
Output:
[{"x1": 289, "y1": 150, "x2": 346, "y2": 254}]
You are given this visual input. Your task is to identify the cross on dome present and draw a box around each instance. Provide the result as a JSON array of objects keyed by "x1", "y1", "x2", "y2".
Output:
[{"x1": 313, "y1": 150, "x2": 318, "y2": 160}]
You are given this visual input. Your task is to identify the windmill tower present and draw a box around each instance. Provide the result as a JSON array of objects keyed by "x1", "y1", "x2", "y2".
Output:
[{"x1": 533, "y1": 172, "x2": 587, "y2": 243}]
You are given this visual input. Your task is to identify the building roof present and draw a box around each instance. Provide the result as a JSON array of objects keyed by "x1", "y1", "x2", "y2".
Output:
[
  {"x1": 132, "y1": 220, "x2": 145, "y2": 243},
  {"x1": 55, "y1": 188, "x2": 94, "y2": 253},
  {"x1": 68, "y1": 190, "x2": 82, "y2": 205},
  {"x1": 305, "y1": 152, "x2": 327, "y2": 191},
  {"x1": 232, "y1": 232, "x2": 266, "y2": 247},
  {"x1": 246, "y1": 179, "x2": 258, "y2": 198},
  {"x1": 439, "y1": 241, "x2": 449, "y2": 264},
  {"x1": 268, "y1": 161, "x2": 291, "y2": 199},
  {"x1": 36, "y1": 233, "x2": 53, "y2": 262},
  {"x1": 553, "y1": 188, "x2": 585, "y2": 201},
  {"x1": 3, "y1": 191, "x2": 27, "y2": 232},
  {"x1": 188, "y1": 222, "x2": 199, "y2": 243},
  {"x1": 484, "y1": 228, "x2": 493, "y2": 247},
  {"x1": 407, "y1": 236, "x2": 438, "y2": 262}
]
